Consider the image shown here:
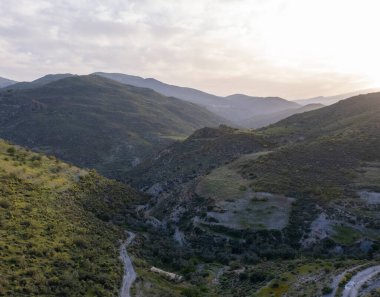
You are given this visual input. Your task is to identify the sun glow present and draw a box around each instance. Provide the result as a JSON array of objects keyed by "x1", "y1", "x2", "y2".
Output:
[{"x1": 1, "y1": 0, "x2": 380, "y2": 98}]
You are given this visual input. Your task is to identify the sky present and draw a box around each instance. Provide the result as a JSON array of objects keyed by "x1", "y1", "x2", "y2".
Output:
[{"x1": 1, "y1": 0, "x2": 380, "y2": 99}]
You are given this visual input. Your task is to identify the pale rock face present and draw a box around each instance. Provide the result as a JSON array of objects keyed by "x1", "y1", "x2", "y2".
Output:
[
  {"x1": 131, "y1": 157, "x2": 141, "y2": 167},
  {"x1": 146, "y1": 183, "x2": 163, "y2": 196}
]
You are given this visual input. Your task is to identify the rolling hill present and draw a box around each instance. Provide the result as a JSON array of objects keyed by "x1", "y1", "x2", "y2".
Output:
[
  {"x1": 0, "y1": 74, "x2": 224, "y2": 179},
  {"x1": 94, "y1": 72, "x2": 300, "y2": 126}
]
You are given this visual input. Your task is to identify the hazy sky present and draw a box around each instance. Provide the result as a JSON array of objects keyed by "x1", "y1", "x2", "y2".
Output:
[{"x1": 1, "y1": 0, "x2": 380, "y2": 99}]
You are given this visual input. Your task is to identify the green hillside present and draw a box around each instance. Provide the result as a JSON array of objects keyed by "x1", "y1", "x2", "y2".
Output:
[
  {"x1": 1, "y1": 88, "x2": 380, "y2": 297},
  {"x1": 0, "y1": 75, "x2": 224, "y2": 179},
  {"x1": 0, "y1": 139, "x2": 146, "y2": 296},
  {"x1": 251, "y1": 93, "x2": 380, "y2": 194},
  {"x1": 128, "y1": 125, "x2": 270, "y2": 191},
  {"x1": 127, "y1": 94, "x2": 380, "y2": 282}
]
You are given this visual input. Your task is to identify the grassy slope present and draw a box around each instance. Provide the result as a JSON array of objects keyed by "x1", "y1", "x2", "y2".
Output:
[
  {"x1": 0, "y1": 140, "x2": 144, "y2": 296},
  {"x1": 243, "y1": 93, "x2": 380, "y2": 197},
  {"x1": 0, "y1": 75, "x2": 224, "y2": 179}
]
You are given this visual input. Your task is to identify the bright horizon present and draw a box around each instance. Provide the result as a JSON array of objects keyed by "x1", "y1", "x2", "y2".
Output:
[{"x1": 1, "y1": 0, "x2": 380, "y2": 99}]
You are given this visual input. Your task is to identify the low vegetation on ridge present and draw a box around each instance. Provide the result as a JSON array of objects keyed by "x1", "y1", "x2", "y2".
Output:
[{"x1": 0, "y1": 140, "x2": 143, "y2": 296}]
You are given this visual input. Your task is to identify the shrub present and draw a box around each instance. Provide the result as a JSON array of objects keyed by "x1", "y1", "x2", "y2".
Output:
[
  {"x1": 0, "y1": 199, "x2": 10, "y2": 209},
  {"x1": 322, "y1": 286, "x2": 333, "y2": 294},
  {"x1": 6, "y1": 147, "x2": 16, "y2": 155}
]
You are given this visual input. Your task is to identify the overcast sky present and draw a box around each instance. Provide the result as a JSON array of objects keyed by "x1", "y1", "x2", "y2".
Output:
[{"x1": 1, "y1": 0, "x2": 380, "y2": 99}]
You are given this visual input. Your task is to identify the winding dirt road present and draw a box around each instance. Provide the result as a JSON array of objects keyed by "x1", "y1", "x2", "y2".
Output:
[
  {"x1": 341, "y1": 265, "x2": 380, "y2": 297},
  {"x1": 324, "y1": 265, "x2": 365, "y2": 297},
  {"x1": 119, "y1": 232, "x2": 137, "y2": 297}
]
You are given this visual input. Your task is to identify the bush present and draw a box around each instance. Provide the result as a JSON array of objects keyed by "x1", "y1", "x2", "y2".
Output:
[
  {"x1": 0, "y1": 199, "x2": 10, "y2": 209},
  {"x1": 6, "y1": 147, "x2": 16, "y2": 155},
  {"x1": 322, "y1": 286, "x2": 333, "y2": 294}
]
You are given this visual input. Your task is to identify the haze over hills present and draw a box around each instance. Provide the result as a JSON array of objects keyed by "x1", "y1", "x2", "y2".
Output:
[
  {"x1": 3, "y1": 0, "x2": 380, "y2": 296},
  {"x1": 1, "y1": 72, "x2": 379, "y2": 296},
  {"x1": 94, "y1": 72, "x2": 301, "y2": 125},
  {"x1": 242, "y1": 103, "x2": 324, "y2": 128},
  {"x1": 7, "y1": 72, "x2": 380, "y2": 130},
  {"x1": 295, "y1": 88, "x2": 380, "y2": 106},
  {"x1": 0, "y1": 76, "x2": 17, "y2": 88},
  {"x1": 0, "y1": 74, "x2": 224, "y2": 179}
]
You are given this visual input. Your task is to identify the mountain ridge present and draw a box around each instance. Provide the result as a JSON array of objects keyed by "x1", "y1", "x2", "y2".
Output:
[
  {"x1": 94, "y1": 72, "x2": 300, "y2": 125},
  {"x1": 0, "y1": 76, "x2": 17, "y2": 88},
  {"x1": 1, "y1": 73, "x2": 75, "y2": 90},
  {"x1": 0, "y1": 74, "x2": 224, "y2": 179}
]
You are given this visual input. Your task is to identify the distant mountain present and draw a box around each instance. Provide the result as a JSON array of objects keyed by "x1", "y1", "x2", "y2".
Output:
[
  {"x1": 242, "y1": 103, "x2": 324, "y2": 128},
  {"x1": 94, "y1": 72, "x2": 300, "y2": 125},
  {"x1": 295, "y1": 88, "x2": 380, "y2": 105},
  {"x1": 94, "y1": 72, "x2": 221, "y2": 107},
  {"x1": 0, "y1": 76, "x2": 17, "y2": 88},
  {"x1": 0, "y1": 75, "x2": 224, "y2": 179},
  {"x1": 223, "y1": 94, "x2": 300, "y2": 122},
  {"x1": 2, "y1": 73, "x2": 74, "y2": 90}
]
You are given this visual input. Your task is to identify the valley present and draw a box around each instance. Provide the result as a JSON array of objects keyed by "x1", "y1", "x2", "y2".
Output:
[
  {"x1": 0, "y1": 73, "x2": 379, "y2": 297},
  {"x1": 2, "y1": 1, "x2": 380, "y2": 296}
]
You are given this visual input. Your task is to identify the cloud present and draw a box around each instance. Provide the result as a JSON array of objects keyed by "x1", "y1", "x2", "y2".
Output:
[{"x1": 0, "y1": 0, "x2": 379, "y2": 99}]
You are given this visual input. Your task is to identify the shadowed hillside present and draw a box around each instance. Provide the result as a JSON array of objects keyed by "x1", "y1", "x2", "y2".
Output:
[{"x1": 0, "y1": 75, "x2": 224, "y2": 179}]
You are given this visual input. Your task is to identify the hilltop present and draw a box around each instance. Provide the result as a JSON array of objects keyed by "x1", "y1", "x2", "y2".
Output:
[
  {"x1": 0, "y1": 74, "x2": 224, "y2": 179},
  {"x1": 1, "y1": 73, "x2": 75, "y2": 90},
  {"x1": 0, "y1": 76, "x2": 17, "y2": 88}
]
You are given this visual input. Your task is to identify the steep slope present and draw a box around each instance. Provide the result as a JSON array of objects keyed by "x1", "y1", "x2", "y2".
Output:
[
  {"x1": 242, "y1": 103, "x2": 324, "y2": 128},
  {"x1": 94, "y1": 72, "x2": 299, "y2": 125},
  {"x1": 249, "y1": 93, "x2": 380, "y2": 194},
  {"x1": 1, "y1": 73, "x2": 74, "y2": 90},
  {"x1": 0, "y1": 139, "x2": 145, "y2": 296},
  {"x1": 0, "y1": 76, "x2": 17, "y2": 88},
  {"x1": 0, "y1": 75, "x2": 224, "y2": 179}
]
